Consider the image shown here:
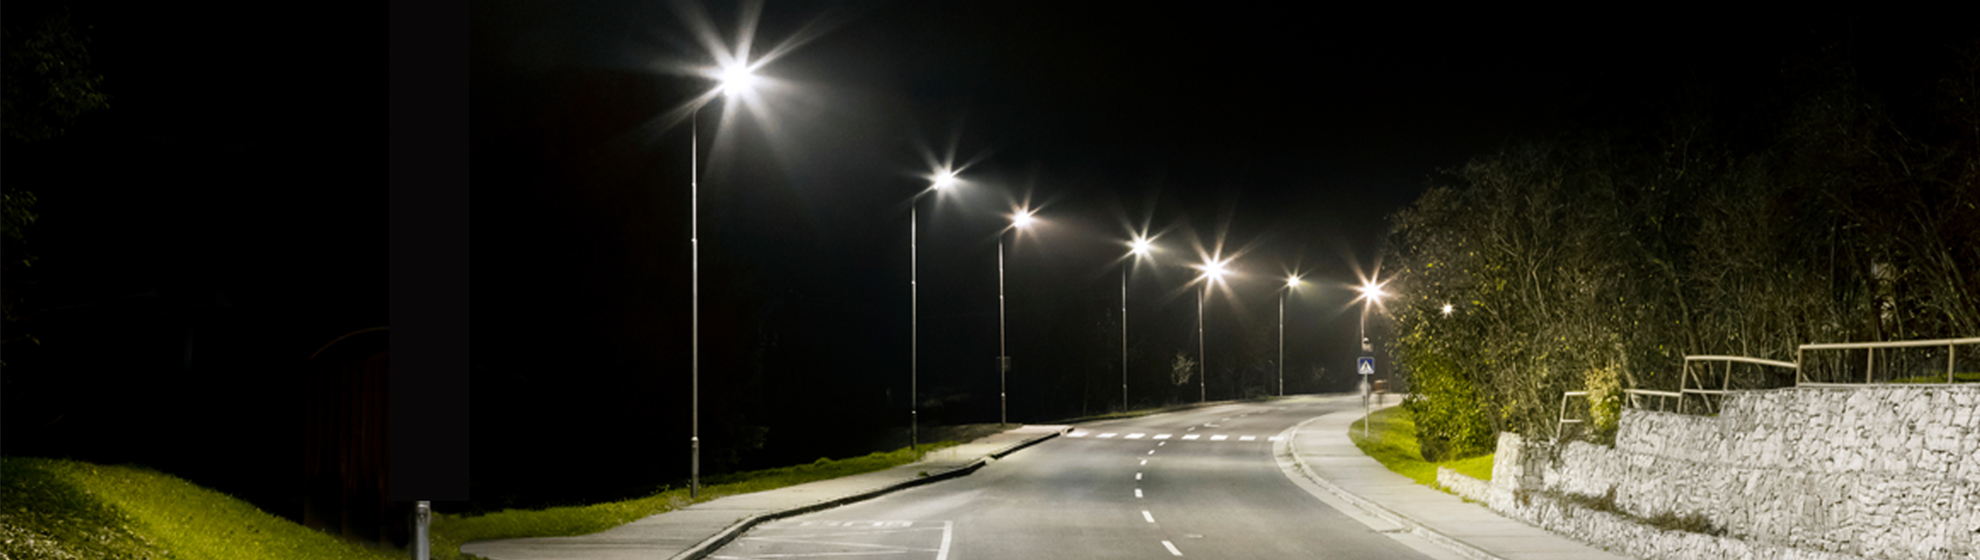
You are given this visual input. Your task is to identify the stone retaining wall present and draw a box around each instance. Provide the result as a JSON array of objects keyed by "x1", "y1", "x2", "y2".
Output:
[{"x1": 1486, "y1": 385, "x2": 1980, "y2": 560}]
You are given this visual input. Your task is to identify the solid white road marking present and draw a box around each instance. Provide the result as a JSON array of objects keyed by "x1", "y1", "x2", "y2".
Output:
[
  {"x1": 1099, "y1": 433, "x2": 1117, "y2": 438},
  {"x1": 1154, "y1": 434, "x2": 1171, "y2": 439},
  {"x1": 1240, "y1": 436, "x2": 1257, "y2": 441},
  {"x1": 1210, "y1": 435, "x2": 1228, "y2": 441},
  {"x1": 938, "y1": 520, "x2": 952, "y2": 560},
  {"x1": 1142, "y1": 511, "x2": 1155, "y2": 523},
  {"x1": 1162, "y1": 540, "x2": 1183, "y2": 556},
  {"x1": 1181, "y1": 435, "x2": 1199, "y2": 440},
  {"x1": 1136, "y1": 488, "x2": 1143, "y2": 498},
  {"x1": 1126, "y1": 433, "x2": 1145, "y2": 439}
]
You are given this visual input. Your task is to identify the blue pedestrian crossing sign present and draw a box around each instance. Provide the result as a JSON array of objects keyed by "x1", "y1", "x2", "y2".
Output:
[{"x1": 1356, "y1": 357, "x2": 1375, "y2": 375}]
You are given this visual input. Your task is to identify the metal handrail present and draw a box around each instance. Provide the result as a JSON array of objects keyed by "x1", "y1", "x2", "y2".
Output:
[
  {"x1": 1798, "y1": 337, "x2": 1979, "y2": 385},
  {"x1": 1556, "y1": 391, "x2": 1588, "y2": 443},
  {"x1": 1682, "y1": 355, "x2": 1799, "y2": 414}
]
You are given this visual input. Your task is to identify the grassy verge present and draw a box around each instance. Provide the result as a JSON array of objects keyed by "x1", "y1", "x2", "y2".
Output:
[
  {"x1": 1, "y1": 456, "x2": 402, "y2": 560},
  {"x1": 434, "y1": 440, "x2": 962, "y2": 560},
  {"x1": 1347, "y1": 406, "x2": 1494, "y2": 490}
]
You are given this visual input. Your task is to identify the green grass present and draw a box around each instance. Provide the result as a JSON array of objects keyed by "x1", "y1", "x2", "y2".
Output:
[
  {"x1": 1347, "y1": 406, "x2": 1494, "y2": 490},
  {"x1": 433, "y1": 440, "x2": 962, "y2": 560},
  {"x1": 1, "y1": 456, "x2": 401, "y2": 560},
  {"x1": 1891, "y1": 371, "x2": 1980, "y2": 383}
]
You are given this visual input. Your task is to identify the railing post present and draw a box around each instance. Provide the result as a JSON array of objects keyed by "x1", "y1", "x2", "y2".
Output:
[
  {"x1": 1951, "y1": 343, "x2": 1957, "y2": 384},
  {"x1": 1867, "y1": 347, "x2": 1874, "y2": 384}
]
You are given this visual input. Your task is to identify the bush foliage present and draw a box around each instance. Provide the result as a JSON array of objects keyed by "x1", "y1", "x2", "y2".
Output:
[{"x1": 1383, "y1": 39, "x2": 1980, "y2": 447}]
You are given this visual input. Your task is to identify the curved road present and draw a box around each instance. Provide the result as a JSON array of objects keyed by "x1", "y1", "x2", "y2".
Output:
[{"x1": 707, "y1": 396, "x2": 1465, "y2": 560}]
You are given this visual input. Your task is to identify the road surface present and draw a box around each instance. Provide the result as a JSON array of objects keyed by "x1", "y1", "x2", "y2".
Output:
[{"x1": 706, "y1": 396, "x2": 1464, "y2": 560}]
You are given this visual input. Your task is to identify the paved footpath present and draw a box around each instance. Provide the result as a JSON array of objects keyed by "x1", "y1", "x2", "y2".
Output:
[
  {"x1": 1279, "y1": 396, "x2": 1633, "y2": 560},
  {"x1": 461, "y1": 425, "x2": 1070, "y2": 560}
]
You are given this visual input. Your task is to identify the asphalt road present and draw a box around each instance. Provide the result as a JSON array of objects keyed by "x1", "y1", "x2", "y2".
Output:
[{"x1": 706, "y1": 397, "x2": 1466, "y2": 560}]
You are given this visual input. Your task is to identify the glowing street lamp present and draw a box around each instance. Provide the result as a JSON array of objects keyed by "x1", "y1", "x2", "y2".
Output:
[
  {"x1": 1192, "y1": 257, "x2": 1231, "y2": 403},
  {"x1": 911, "y1": 169, "x2": 961, "y2": 451},
  {"x1": 1442, "y1": 303, "x2": 1454, "y2": 316},
  {"x1": 999, "y1": 208, "x2": 1037, "y2": 425},
  {"x1": 1120, "y1": 236, "x2": 1156, "y2": 410},
  {"x1": 1352, "y1": 277, "x2": 1389, "y2": 438},
  {"x1": 1280, "y1": 274, "x2": 1302, "y2": 397},
  {"x1": 687, "y1": 61, "x2": 760, "y2": 499}
]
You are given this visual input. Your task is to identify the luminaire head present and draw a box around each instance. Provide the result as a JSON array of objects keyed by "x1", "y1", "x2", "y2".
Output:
[
  {"x1": 1442, "y1": 303, "x2": 1454, "y2": 316},
  {"x1": 932, "y1": 170, "x2": 959, "y2": 190},
  {"x1": 719, "y1": 63, "x2": 757, "y2": 97},
  {"x1": 1286, "y1": 274, "x2": 1302, "y2": 289},
  {"x1": 1355, "y1": 280, "x2": 1388, "y2": 303},
  {"x1": 1129, "y1": 237, "x2": 1155, "y2": 258},
  {"x1": 1012, "y1": 209, "x2": 1036, "y2": 229},
  {"x1": 1195, "y1": 257, "x2": 1231, "y2": 285}
]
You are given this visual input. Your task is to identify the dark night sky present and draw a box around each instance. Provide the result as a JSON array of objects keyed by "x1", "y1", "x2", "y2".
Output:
[{"x1": 4, "y1": 0, "x2": 1970, "y2": 516}]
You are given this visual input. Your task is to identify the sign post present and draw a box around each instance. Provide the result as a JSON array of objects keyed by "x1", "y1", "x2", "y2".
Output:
[{"x1": 1357, "y1": 356, "x2": 1375, "y2": 438}]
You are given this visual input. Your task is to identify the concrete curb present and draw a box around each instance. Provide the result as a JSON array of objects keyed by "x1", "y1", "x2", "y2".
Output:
[
  {"x1": 1283, "y1": 414, "x2": 1506, "y2": 560},
  {"x1": 667, "y1": 426, "x2": 1069, "y2": 560}
]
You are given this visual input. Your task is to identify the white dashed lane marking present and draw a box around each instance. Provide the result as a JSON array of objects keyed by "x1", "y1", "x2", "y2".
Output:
[
  {"x1": 1135, "y1": 489, "x2": 1143, "y2": 498},
  {"x1": 1162, "y1": 540, "x2": 1183, "y2": 556},
  {"x1": 1142, "y1": 511, "x2": 1155, "y2": 523}
]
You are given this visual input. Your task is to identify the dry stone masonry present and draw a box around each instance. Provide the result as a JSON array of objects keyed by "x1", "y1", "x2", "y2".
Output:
[{"x1": 1442, "y1": 385, "x2": 1979, "y2": 560}]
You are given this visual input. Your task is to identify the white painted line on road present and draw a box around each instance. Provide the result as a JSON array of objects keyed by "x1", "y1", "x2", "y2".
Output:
[
  {"x1": 1069, "y1": 431, "x2": 1089, "y2": 437},
  {"x1": 1139, "y1": 459, "x2": 1147, "y2": 466},
  {"x1": 1210, "y1": 435, "x2": 1228, "y2": 441},
  {"x1": 1158, "y1": 442, "x2": 1166, "y2": 447},
  {"x1": 938, "y1": 520, "x2": 952, "y2": 560},
  {"x1": 1098, "y1": 433, "x2": 1117, "y2": 438},
  {"x1": 1148, "y1": 450, "x2": 1156, "y2": 455},
  {"x1": 1268, "y1": 436, "x2": 1284, "y2": 441},
  {"x1": 1136, "y1": 472, "x2": 1142, "y2": 480},
  {"x1": 1187, "y1": 426, "x2": 1196, "y2": 431},
  {"x1": 1135, "y1": 488, "x2": 1143, "y2": 498},
  {"x1": 1162, "y1": 540, "x2": 1183, "y2": 556},
  {"x1": 1181, "y1": 435, "x2": 1200, "y2": 440},
  {"x1": 1126, "y1": 433, "x2": 1145, "y2": 439},
  {"x1": 1154, "y1": 434, "x2": 1171, "y2": 439},
  {"x1": 1142, "y1": 510, "x2": 1155, "y2": 523},
  {"x1": 1240, "y1": 436, "x2": 1257, "y2": 441}
]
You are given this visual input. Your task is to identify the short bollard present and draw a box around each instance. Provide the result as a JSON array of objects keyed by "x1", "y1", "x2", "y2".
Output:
[{"x1": 412, "y1": 501, "x2": 430, "y2": 560}]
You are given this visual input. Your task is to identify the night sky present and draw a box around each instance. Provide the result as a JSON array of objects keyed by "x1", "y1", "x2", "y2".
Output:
[{"x1": 5, "y1": 0, "x2": 1969, "y2": 518}]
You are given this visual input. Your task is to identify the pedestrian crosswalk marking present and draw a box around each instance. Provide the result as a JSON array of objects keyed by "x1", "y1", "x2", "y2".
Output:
[
  {"x1": 1126, "y1": 433, "x2": 1145, "y2": 439},
  {"x1": 1181, "y1": 435, "x2": 1199, "y2": 440},
  {"x1": 1210, "y1": 435, "x2": 1228, "y2": 441},
  {"x1": 1153, "y1": 434, "x2": 1171, "y2": 439},
  {"x1": 1239, "y1": 436, "x2": 1256, "y2": 441}
]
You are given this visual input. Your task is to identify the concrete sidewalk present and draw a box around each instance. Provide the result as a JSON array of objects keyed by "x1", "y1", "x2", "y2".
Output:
[
  {"x1": 461, "y1": 425, "x2": 1069, "y2": 560},
  {"x1": 1278, "y1": 397, "x2": 1633, "y2": 560}
]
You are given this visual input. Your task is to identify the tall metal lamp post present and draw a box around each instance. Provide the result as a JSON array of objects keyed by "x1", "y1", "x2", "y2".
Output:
[
  {"x1": 912, "y1": 170, "x2": 960, "y2": 450},
  {"x1": 1193, "y1": 258, "x2": 1230, "y2": 403},
  {"x1": 688, "y1": 63, "x2": 757, "y2": 499},
  {"x1": 1122, "y1": 237, "x2": 1155, "y2": 410},
  {"x1": 1000, "y1": 208, "x2": 1036, "y2": 425},
  {"x1": 1280, "y1": 275, "x2": 1301, "y2": 397},
  {"x1": 1353, "y1": 279, "x2": 1388, "y2": 438}
]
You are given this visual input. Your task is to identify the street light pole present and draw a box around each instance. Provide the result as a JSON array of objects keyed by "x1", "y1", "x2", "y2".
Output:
[
  {"x1": 1198, "y1": 284, "x2": 1206, "y2": 403},
  {"x1": 1279, "y1": 289, "x2": 1285, "y2": 398},
  {"x1": 1122, "y1": 265, "x2": 1128, "y2": 411},
  {"x1": 998, "y1": 235, "x2": 1007, "y2": 425},
  {"x1": 910, "y1": 205, "x2": 918, "y2": 451},
  {"x1": 690, "y1": 107, "x2": 701, "y2": 499}
]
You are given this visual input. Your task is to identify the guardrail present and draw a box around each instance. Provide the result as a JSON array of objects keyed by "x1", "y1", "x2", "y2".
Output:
[
  {"x1": 1618, "y1": 337, "x2": 1978, "y2": 415},
  {"x1": 1798, "y1": 337, "x2": 1980, "y2": 385}
]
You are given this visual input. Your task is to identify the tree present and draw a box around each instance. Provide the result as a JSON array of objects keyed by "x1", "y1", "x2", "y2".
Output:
[{"x1": 1, "y1": 6, "x2": 110, "y2": 357}]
